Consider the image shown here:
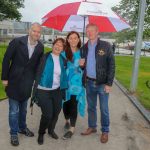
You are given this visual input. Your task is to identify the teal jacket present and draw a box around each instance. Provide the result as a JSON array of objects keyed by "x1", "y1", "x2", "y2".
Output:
[
  {"x1": 39, "y1": 53, "x2": 68, "y2": 89},
  {"x1": 30, "y1": 52, "x2": 68, "y2": 106}
]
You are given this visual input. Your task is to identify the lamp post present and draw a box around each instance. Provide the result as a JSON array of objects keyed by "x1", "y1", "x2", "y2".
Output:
[{"x1": 130, "y1": 0, "x2": 146, "y2": 92}]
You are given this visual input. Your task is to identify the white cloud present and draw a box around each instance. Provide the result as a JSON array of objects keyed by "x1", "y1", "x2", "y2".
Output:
[{"x1": 19, "y1": 0, "x2": 121, "y2": 23}]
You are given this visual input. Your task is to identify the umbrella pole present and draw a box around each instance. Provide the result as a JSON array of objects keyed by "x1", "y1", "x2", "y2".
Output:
[
  {"x1": 82, "y1": 16, "x2": 86, "y2": 45},
  {"x1": 81, "y1": 16, "x2": 86, "y2": 58},
  {"x1": 81, "y1": 15, "x2": 86, "y2": 58},
  {"x1": 83, "y1": 0, "x2": 86, "y2": 45}
]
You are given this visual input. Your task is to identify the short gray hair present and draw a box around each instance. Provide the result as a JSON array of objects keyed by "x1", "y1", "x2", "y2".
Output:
[
  {"x1": 30, "y1": 22, "x2": 42, "y2": 29},
  {"x1": 86, "y1": 23, "x2": 99, "y2": 31}
]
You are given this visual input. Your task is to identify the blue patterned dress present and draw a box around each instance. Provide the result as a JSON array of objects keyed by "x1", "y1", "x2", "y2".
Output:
[{"x1": 61, "y1": 50, "x2": 86, "y2": 117}]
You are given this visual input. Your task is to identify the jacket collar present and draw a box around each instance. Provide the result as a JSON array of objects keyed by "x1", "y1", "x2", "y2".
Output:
[
  {"x1": 19, "y1": 35, "x2": 41, "y2": 62},
  {"x1": 85, "y1": 38, "x2": 101, "y2": 49},
  {"x1": 19, "y1": 35, "x2": 28, "y2": 45},
  {"x1": 19, "y1": 35, "x2": 40, "y2": 46}
]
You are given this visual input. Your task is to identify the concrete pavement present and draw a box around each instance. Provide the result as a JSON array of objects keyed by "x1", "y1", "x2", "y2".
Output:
[{"x1": 0, "y1": 83, "x2": 150, "y2": 150}]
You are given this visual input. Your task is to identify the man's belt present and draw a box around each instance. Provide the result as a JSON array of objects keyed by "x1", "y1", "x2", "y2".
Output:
[{"x1": 86, "y1": 76, "x2": 96, "y2": 81}]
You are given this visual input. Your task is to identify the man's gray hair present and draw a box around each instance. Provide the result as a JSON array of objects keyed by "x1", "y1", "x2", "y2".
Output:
[
  {"x1": 30, "y1": 22, "x2": 42, "y2": 28},
  {"x1": 86, "y1": 23, "x2": 99, "y2": 31}
]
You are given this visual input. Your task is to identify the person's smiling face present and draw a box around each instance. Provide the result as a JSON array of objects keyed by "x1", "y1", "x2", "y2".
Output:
[
  {"x1": 52, "y1": 40, "x2": 64, "y2": 56},
  {"x1": 86, "y1": 25, "x2": 99, "y2": 41}
]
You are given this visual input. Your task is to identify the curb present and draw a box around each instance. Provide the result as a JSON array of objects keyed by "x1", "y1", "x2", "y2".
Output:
[
  {"x1": 114, "y1": 79, "x2": 150, "y2": 124},
  {"x1": 0, "y1": 97, "x2": 7, "y2": 101}
]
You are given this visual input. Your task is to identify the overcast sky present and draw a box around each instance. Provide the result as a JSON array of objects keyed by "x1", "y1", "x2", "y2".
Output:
[{"x1": 19, "y1": 0, "x2": 121, "y2": 23}]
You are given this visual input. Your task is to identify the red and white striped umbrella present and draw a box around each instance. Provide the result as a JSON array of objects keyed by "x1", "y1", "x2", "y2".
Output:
[{"x1": 42, "y1": 1, "x2": 130, "y2": 32}]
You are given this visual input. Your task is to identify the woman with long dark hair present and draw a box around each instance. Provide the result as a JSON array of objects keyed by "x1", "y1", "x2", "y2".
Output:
[{"x1": 62, "y1": 31, "x2": 86, "y2": 140}]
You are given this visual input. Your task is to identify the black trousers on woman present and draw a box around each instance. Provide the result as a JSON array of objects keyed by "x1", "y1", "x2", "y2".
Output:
[
  {"x1": 37, "y1": 88, "x2": 62, "y2": 135},
  {"x1": 63, "y1": 95, "x2": 78, "y2": 127}
]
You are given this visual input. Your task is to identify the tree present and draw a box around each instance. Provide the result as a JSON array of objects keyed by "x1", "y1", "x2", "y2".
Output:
[
  {"x1": 0, "y1": 0, "x2": 24, "y2": 21},
  {"x1": 112, "y1": 0, "x2": 150, "y2": 42}
]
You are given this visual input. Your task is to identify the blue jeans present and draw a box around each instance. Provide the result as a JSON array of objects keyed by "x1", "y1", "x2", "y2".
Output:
[
  {"x1": 8, "y1": 98, "x2": 28, "y2": 135},
  {"x1": 86, "y1": 80, "x2": 110, "y2": 133}
]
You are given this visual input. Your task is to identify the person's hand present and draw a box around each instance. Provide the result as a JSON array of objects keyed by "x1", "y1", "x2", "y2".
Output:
[
  {"x1": 104, "y1": 85, "x2": 111, "y2": 93},
  {"x1": 79, "y1": 58, "x2": 85, "y2": 67},
  {"x1": 2, "y1": 80, "x2": 8, "y2": 87}
]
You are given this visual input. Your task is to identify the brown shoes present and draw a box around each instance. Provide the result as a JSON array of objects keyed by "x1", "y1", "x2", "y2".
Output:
[
  {"x1": 81, "y1": 128, "x2": 97, "y2": 135},
  {"x1": 100, "y1": 133, "x2": 108, "y2": 143},
  {"x1": 81, "y1": 128, "x2": 109, "y2": 143}
]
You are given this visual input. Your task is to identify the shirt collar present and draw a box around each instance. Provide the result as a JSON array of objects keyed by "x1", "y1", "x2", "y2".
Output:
[
  {"x1": 88, "y1": 38, "x2": 98, "y2": 47},
  {"x1": 28, "y1": 37, "x2": 38, "y2": 47}
]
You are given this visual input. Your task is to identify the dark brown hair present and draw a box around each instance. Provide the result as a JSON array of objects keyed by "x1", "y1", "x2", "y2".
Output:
[
  {"x1": 53, "y1": 38, "x2": 65, "y2": 49},
  {"x1": 65, "y1": 31, "x2": 81, "y2": 61}
]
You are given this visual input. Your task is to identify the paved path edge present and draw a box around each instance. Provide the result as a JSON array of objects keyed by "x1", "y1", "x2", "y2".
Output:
[{"x1": 114, "y1": 78, "x2": 150, "y2": 124}]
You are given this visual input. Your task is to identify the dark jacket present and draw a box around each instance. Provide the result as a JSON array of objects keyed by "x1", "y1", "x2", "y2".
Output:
[
  {"x1": 1, "y1": 35, "x2": 44, "y2": 101},
  {"x1": 81, "y1": 39, "x2": 115, "y2": 86},
  {"x1": 30, "y1": 52, "x2": 68, "y2": 106}
]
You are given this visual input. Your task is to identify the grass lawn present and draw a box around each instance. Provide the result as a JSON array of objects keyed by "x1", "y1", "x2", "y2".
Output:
[
  {"x1": 115, "y1": 56, "x2": 150, "y2": 110},
  {"x1": 0, "y1": 43, "x2": 51, "y2": 100},
  {"x1": 0, "y1": 44, "x2": 7, "y2": 99}
]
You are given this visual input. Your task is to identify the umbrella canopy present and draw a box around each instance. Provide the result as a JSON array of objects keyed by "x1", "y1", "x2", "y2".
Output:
[{"x1": 42, "y1": 1, "x2": 130, "y2": 32}]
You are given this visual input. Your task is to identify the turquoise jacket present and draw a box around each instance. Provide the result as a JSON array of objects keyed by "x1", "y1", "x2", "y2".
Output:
[
  {"x1": 39, "y1": 53, "x2": 68, "y2": 89},
  {"x1": 30, "y1": 52, "x2": 68, "y2": 107},
  {"x1": 61, "y1": 51, "x2": 86, "y2": 117}
]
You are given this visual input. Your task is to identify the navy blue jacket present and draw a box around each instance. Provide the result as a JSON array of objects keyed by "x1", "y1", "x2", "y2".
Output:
[
  {"x1": 1, "y1": 35, "x2": 44, "y2": 101},
  {"x1": 81, "y1": 39, "x2": 115, "y2": 86}
]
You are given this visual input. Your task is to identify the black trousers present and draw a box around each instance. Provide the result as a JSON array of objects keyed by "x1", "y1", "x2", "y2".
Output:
[
  {"x1": 63, "y1": 95, "x2": 78, "y2": 127},
  {"x1": 37, "y1": 88, "x2": 62, "y2": 135}
]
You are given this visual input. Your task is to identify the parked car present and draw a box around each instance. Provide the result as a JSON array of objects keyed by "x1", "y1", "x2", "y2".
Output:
[
  {"x1": 48, "y1": 38, "x2": 53, "y2": 44},
  {"x1": 132, "y1": 41, "x2": 150, "y2": 51},
  {"x1": 142, "y1": 41, "x2": 150, "y2": 50}
]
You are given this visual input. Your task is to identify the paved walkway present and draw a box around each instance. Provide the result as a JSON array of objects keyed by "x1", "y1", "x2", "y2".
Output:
[{"x1": 0, "y1": 83, "x2": 150, "y2": 150}]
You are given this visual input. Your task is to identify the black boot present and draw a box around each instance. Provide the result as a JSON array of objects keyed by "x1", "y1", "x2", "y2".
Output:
[
  {"x1": 48, "y1": 131, "x2": 59, "y2": 139},
  {"x1": 37, "y1": 134, "x2": 44, "y2": 145}
]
